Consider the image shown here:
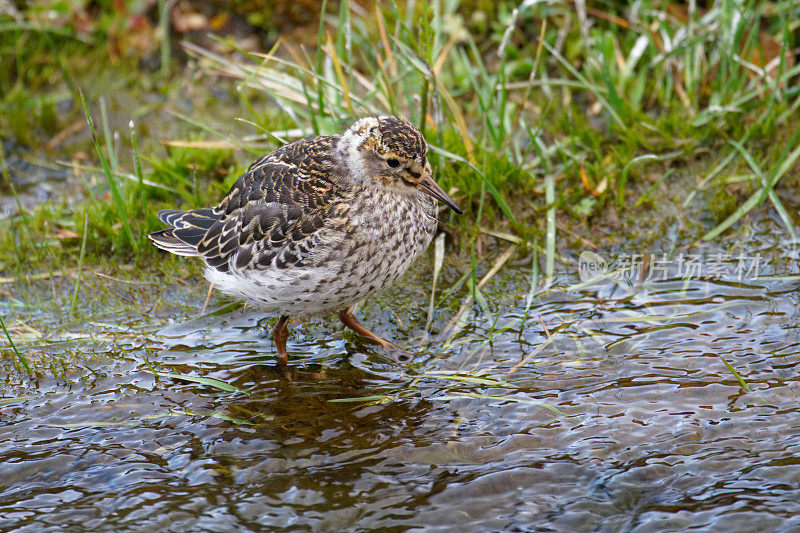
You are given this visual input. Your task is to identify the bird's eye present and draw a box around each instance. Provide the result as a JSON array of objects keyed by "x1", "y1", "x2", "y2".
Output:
[{"x1": 387, "y1": 158, "x2": 401, "y2": 168}]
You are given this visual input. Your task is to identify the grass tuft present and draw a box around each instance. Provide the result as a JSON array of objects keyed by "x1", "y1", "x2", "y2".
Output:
[{"x1": 0, "y1": 0, "x2": 798, "y2": 328}]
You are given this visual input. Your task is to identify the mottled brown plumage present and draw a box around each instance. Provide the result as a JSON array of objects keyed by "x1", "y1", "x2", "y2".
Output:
[{"x1": 149, "y1": 115, "x2": 461, "y2": 364}]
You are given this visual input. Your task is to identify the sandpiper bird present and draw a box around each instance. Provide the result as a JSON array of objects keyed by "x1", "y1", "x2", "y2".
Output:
[{"x1": 149, "y1": 115, "x2": 461, "y2": 364}]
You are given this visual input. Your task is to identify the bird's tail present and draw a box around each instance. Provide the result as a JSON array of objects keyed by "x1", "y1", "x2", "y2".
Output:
[{"x1": 148, "y1": 208, "x2": 220, "y2": 257}]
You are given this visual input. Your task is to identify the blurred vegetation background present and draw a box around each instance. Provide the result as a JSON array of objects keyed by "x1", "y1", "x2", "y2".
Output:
[{"x1": 1, "y1": 0, "x2": 799, "y2": 276}]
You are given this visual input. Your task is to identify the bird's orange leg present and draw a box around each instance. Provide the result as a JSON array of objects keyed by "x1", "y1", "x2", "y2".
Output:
[
  {"x1": 338, "y1": 307, "x2": 400, "y2": 354},
  {"x1": 272, "y1": 315, "x2": 291, "y2": 366}
]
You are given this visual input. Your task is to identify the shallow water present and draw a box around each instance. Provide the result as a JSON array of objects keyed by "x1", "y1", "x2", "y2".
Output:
[
  {"x1": 0, "y1": 140, "x2": 71, "y2": 219},
  {"x1": 2, "y1": 224, "x2": 800, "y2": 531}
]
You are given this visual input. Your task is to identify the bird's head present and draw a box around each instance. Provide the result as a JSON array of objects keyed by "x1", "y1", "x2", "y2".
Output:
[{"x1": 339, "y1": 115, "x2": 462, "y2": 214}]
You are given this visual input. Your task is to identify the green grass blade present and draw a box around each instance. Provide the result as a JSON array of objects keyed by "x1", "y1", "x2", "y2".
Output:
[
  {"x1": 159, "y1": 0, "x2": 171, "y2": 77},
  {"x1": 729, "y1": 140, "x2": 797, "y2": 240},
  {"x1": 540, "y1": 38, "x2": 625, "y2": 129},
  {"x1": 168, "y1": 110, "x2": 261, "y2": 156},
  {"x1": 427, "y1": 144, "x2": 515, "y2": 222},
  {"x1": 619, "y1": 151, "x2": 682, "y2": 207},
  {"x1": 703, "y1": 138, "x2": 798, "y2": 241},
  {"x1": 79, "y1": 89, "x2": 138, "y2": 255},
  {"x1": 634, "y1": 169, "x2": 675, "y2": 208},
  {"x1": 129, "y1": 120, "x2": 145, "y2": 229},
  {"x1": 0, "y1": 316, "x2": 32, "y2": 375},
  {"x1": 68, "y1": 213, "x2": 89, "y2": 318},
  {"x1": 99, "y1": 96, "x2": 117, "y2": 174},
  {"x1": 315, "y1": 0, "x2": 329, "y2": 118}
]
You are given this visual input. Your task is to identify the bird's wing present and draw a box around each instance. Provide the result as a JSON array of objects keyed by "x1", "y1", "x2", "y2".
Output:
[{"x1": 151, "y1": 134, "x2": 346, "y2": 273}]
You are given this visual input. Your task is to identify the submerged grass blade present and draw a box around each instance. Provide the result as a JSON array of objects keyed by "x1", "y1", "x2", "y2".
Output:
[
  {"x1": 68, "y1": 213, "x2": 89, "y2": 318},
  {"x1": 152, "y1": 371, "x2": 248, "y2": 394},
  {"x1": 169, "y1": 408, "x2": 256, "y2": 426},
  {"x1": 0, "y1": 396, "x2": 37, "y2": 406},
  {"x1": 328, "y1": 394, "x2": 399, "y2": 403},
  {"x1": 719, "y1": 356, "x2": 751, "y2": 391},
  {"x1": 440, "y1": 245, "x2": 516, "y2": 346},
  {"x1": 505, "y1": 322, "x2": 567, "y2": 375},
  {"x1": 519, "y1": 250, "x2": 539, "y2": 330},
  {"x1": 544, "y1": 171, "x2": 555, "y2": 285},
  {"x1": 432, "y1": 393, "x2": 569, "y2": 416},
  {"x1": 413, "y1": 370, "x2": 512, "y2": 387},
  {"x1": 424, "y1": 232, "x2": 446, "y2": 336}
]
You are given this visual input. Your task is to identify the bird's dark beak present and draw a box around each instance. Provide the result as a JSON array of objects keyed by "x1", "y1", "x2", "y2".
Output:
[{"x1": 421, "y1": 174, "x2": 462, "y2": 214}]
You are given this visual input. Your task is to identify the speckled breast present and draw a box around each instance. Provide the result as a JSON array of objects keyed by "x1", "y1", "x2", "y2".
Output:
[
  {"x1": 207, "y1": 187, "x2": 438, "y2": 316},
  {"x1": 293, "y1": 187, "x2": 438, "y2": 315}
]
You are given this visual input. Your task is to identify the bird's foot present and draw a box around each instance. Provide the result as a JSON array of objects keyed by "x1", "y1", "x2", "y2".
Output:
[
  {"x1": 380, "y1": 342, "x2": 416, "y2": 363},
  {"x1": 338, "y1": 307, "x2": 417, "y2": 362}
]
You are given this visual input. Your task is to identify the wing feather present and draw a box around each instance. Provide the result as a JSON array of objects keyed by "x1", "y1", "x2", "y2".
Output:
[{"x1": 148, "y1": 134, "x2": 344, "y2": 273}]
